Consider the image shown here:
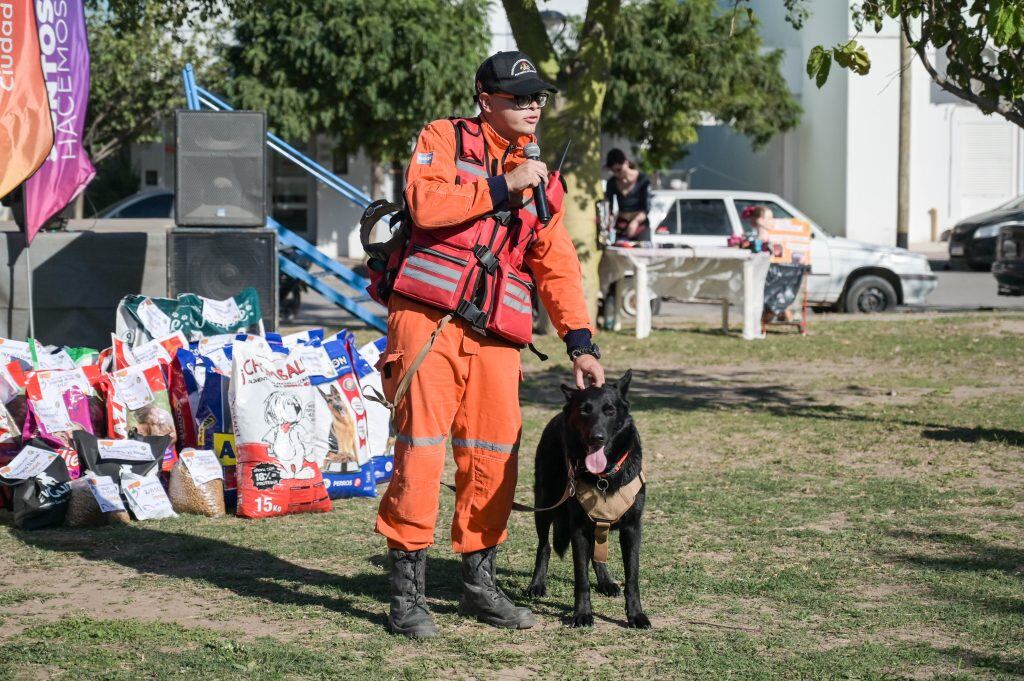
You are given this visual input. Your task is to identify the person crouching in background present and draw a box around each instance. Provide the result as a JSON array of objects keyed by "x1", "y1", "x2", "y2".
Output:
[
  {"x1": 744, "y1": 205, "x2": 799, "y2": 326},
  {"x1": 604, "y1": 148, "x2": 652, "y2": 244}
]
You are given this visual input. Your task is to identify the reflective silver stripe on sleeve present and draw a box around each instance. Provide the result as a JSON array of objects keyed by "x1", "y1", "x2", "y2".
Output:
[
  {"x1": 455, "y1": 160, "x2": 488, "y2": 178},
  {"x1": 452, "y1": 438, "x2": 518, "y2": 454},
  {"x1": 501, "y1": 295, "x2": 532, "y2": 315},
  {"x1": 504, "y1": 283, "x2": 531, "y2": 305},
  {"x1": 396, "y1": 433, "x2": 447, "y2": 446},
  {"x1": 406, "y1": 255, "x2": 462, "y2": 282},
  {"x1": 401, "y1": 266, "x2": 458, "y2": 292}
]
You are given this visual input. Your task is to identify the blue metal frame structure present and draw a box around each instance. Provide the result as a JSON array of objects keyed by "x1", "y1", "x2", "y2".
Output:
[{"x1": 181, "y1": 63, "x2": 387, "y2": 331}]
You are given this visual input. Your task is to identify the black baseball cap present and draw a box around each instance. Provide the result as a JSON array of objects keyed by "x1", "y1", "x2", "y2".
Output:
[{"x1": 475, "y1": 51, "x2": 558, "y2": 96}]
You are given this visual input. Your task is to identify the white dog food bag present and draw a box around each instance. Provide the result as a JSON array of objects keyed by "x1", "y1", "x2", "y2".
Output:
[{"x1": 230, "y1": 338, "x2": 331, "y2": 518}]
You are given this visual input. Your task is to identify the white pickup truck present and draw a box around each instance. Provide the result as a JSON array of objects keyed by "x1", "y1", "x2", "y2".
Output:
[{"x1": 646, "y1": 190, "x2": 937, "y2": 312}]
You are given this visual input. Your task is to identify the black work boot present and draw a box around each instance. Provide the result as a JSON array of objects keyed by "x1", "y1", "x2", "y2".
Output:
[
  {"x1": 386, "y1": 548, "x2": 438, "y2": 638},
  {"x1": 458, "y1": 546, "x2": 536, "y2": 629}
]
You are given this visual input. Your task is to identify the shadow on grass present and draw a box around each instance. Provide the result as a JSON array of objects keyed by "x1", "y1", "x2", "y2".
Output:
[
  {"x1": 526, "y1": 368, "x2": 1024, "y2": 450},
  {"x1": 520, "y1": 365, "x2": 838, "y2": 416},
  {"x1": 14, "y1": 526, "x2": 560, "y2": 625},
  {"x1": 15, "y1": 526, "x2": 399, "y2": 626},
  {"x1": 937, "y1": 646, "x2": 1024, "y2": 676},
  {"x1": 920, "y1": 426, "x2": 1024, "y2": 447},
  {"x1": 888, "y1": 530, "x2": 1024, "y2": 578},
  {"x1": 885, "y1": 529, "x2": 1024, "y2": 622}
]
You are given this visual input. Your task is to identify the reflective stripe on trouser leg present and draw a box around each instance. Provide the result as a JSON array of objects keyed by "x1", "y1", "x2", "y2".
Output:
[
  {"x1": 375, "y1": 302, "x2": 467, "y2": 551},
  {"x1": 449, "y1": 340, "x2": 522, "y2": 554}
]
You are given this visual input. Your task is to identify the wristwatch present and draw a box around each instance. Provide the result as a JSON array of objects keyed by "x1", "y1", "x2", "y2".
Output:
[{"x1": 568, "y1": 342, "x2": 601, "y2": 361}]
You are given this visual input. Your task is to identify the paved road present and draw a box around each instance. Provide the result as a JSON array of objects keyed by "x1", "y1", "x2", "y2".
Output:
[{"x1": 919, "y1": 256, "x2": 1024, "y2": 310}]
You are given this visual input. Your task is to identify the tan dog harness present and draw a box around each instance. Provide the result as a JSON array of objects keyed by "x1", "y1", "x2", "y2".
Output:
[{"x1": 574, "y1": 464, "x2": 647, "y2": 563}]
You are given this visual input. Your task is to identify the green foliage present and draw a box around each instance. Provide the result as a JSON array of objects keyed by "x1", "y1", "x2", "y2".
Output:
[
  {"x1": 806, "y1": 45, "x2": 832, "y2": 88},
  {"x1": 814, "y1": 1, "x2": 1024, "y2": 127},
  {"x1": 83, "y1": 4, "x2": 210, "y2": 165},
  {"x1": 603, "y1": 0, "x2": 802, "y2": 169},
  {"x1": 223, "y1": 0, "x2": 490, "y2": 165},
  {"x1": 806, "y1": 39, "x2": 870, "y2": 89}
]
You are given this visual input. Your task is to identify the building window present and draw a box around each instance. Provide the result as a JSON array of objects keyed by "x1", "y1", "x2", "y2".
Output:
[{"x1": 332, "y1": 147, "x2": 349, "y2": 175}]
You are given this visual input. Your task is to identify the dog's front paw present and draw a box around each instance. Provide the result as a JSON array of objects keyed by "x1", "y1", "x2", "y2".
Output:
[
  {"x1": 568, "y1": 612, "x2": 594, "y2": 628},
  {"x1": 596, "y1": 581, "x2": 620, "y2": 597},
  {"x1": 524, "y1": 582, "x2": 547, "y2": 598},
  {"x1": 627, "y1": 612, "x2": 652, "y2": 629}
]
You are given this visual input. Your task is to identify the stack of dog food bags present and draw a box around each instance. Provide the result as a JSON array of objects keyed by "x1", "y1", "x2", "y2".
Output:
[{"x1": 0, "y1": 289, "x2": 399, "y2": 528}]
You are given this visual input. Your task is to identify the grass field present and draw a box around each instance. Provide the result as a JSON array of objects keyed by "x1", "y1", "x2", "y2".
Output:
[{"x1": 1, "y1": 313, "x2": 1023, "y2": 680}]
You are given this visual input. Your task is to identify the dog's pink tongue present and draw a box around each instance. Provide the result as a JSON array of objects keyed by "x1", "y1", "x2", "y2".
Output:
[{"x1": 585, "y1": 446, "x2": 607, "y2": 474}]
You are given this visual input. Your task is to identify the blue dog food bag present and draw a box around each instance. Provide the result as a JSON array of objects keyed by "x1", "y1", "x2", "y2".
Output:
[
  {"x1": 321, "y1": 461, "x2": 376, "y2": 499},
  {"x1": 371, "y1": 454, "x2": 393, "y2": 485}
]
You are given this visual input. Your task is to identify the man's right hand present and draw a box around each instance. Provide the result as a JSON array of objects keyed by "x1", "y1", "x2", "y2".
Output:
[{"x1": 504, "y1": 160, "x2": 549, "y2": 193}]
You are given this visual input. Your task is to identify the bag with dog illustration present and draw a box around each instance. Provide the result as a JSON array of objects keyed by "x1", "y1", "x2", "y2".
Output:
[
  {"x1": 355, "y1": 336, "x2": 393, "y2": 460},
  {"x1": 230, "y1": 338, "x2": 331, "y2": 518},
  {"x1": 316, "y1": 341, "x2": 371, "y2": 468}
]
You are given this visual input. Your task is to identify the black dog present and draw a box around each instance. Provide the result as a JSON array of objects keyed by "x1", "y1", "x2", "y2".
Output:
[{"x1": 525, "y1": 369, "x2": 650, "y2": 629}]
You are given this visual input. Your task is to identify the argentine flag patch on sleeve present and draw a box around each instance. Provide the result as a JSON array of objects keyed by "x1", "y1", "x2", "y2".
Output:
[{"x1": 416, "y1": 152, "x2": 434, "y2": 165}]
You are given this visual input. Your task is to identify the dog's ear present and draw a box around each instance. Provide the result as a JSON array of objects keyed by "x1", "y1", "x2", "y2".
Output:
[
  {"x1": 559, "y1": 383, "x2": 577, "y2": 402},
  {"x1": 615, "y1": 369, "x2": 633, "y2": 400}
]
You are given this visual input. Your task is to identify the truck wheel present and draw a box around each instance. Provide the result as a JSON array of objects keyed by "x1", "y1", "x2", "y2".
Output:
[{"x1": 843, "y1": 275, "x2": 897, "y2": 313}]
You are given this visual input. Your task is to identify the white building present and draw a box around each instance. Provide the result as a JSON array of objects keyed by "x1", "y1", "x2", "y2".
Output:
[{"x1": 683, "y1": 0, "x2": 1023, "y2": 245}]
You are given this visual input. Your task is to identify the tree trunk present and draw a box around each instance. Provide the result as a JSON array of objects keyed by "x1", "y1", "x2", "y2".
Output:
[
  {"x1": 896, "y1": 29, "x2": 912, "y2": 249},
  {"x1": 503, "y1": 0, "x2": 622, "y2": 323}
]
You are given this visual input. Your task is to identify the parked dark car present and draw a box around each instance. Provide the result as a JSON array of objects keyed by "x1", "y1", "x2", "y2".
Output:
[
  {"x1": 993, "y1": 223, "x2": 1024, "y2": 295},
  {"x1": 95, "y1": 189, "x2": 174, "y2": 219},
  {"x1": 948, "y1": 196, "x2": 1024, "y2": 271}
]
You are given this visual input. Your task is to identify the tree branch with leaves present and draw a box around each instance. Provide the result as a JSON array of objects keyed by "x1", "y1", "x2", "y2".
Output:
[{"x1": 801, "y1": 1, "x2": 1024, "y2": 128}]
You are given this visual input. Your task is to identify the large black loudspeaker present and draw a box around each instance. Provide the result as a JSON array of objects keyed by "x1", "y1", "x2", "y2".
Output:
[
  {"x1": 175, "y1": 110, "x2": 267, "y2": 227},
  {"x1": 168, "y1": 229, "x2": 278, "y2": 331}
]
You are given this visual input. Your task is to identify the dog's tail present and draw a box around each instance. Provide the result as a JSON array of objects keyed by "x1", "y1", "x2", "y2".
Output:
[{"x1": 552, "y1": 514, "x2": 570, "y2": 558}]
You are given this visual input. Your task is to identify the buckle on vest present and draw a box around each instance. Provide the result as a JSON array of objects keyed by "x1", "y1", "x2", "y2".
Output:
[
  {"x1": 472, "y1": 245, "x2": 499, "y2": 274},
  {"x1": 492, "y1": 210, "x2": 512, "y2": 226},
  {"x1": 456, "y1": 299, "x2": 487, "y2": 328}
]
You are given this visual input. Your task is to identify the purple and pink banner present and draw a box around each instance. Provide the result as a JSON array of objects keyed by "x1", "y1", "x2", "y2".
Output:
[{"x1": 23, "y1": 0, "x2": 94, "y2": 243}]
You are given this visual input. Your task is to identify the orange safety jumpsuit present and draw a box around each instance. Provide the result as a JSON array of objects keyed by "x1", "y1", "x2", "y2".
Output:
[{"x1": 375, "y1": 118, "x2": 593, "y2": 553}]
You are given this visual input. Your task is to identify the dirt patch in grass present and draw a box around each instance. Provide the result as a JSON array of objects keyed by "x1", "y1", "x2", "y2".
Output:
[{"x1": 0, "y1": 560, "x2": 324, "y2": 643}]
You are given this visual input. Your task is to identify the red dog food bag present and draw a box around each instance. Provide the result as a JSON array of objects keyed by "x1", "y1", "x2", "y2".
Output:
[{"x1": 230, "y1": 338, "x2": 331, "y2": 518}]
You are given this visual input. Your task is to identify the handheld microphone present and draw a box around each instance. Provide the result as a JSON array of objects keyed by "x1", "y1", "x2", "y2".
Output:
[{"x1": 523, "y1": 143, "x2": 551, "y2": 224}]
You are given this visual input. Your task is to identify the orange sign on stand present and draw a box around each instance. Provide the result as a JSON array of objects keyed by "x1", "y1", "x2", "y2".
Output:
[
  {"x1": 767, "y1": 219, "x2": 812, "y2": 266},
  {"x1": 764, "y1": 218, "x2": 811, "y2": 335}
]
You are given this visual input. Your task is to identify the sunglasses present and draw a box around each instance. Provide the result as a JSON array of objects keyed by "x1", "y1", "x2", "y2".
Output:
[{"x1": 490, "y1": 92, "x2": 550, "y2": 109}]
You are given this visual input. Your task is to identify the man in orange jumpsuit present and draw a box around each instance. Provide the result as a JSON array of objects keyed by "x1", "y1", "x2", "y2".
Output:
[{"x1": 376, "y1": 51, "x2": 604, "y2": 637}]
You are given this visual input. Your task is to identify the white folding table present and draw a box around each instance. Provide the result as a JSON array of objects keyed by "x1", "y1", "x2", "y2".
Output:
[{"x1": 599, "y1": 246, "x2": 772, "y2": 340}]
